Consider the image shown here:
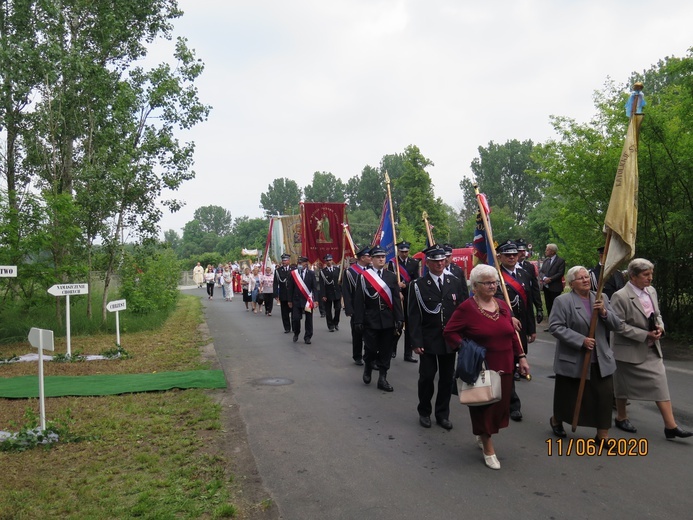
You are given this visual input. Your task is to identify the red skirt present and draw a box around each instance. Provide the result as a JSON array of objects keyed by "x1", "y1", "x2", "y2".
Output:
[{"x1": 468, "y1": 373, "x2": 513, "y2": 436}]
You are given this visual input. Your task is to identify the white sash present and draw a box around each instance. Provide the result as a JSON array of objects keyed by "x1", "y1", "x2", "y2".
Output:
[
  {"x1": 291, "y1": 270, "x2": 315, "y2": 312},
  {"x1": 361, "y1": 270, "x2": 393, "y2": 310}
]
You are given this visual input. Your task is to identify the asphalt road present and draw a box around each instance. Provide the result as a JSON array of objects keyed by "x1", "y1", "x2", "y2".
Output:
[{"x1": 194, "y1": 288, "x2": 693, "y2": 519}]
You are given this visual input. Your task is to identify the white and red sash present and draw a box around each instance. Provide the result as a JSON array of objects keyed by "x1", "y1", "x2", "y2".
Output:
[
  {"x1": 397, "y1": 261, "x2": 412, "y2": 283},
  {"x1": 502, "y1": 270, "x2": 527, "y2": 306},
  {"x1": 291, "y1": 270, "x2": 315, "y2": 312},
  {"x1": 362, "y1": 270, "x2": 394, "y2": 310}
]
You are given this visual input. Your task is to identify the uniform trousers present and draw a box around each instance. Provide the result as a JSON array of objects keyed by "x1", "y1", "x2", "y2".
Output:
[
  {"x1": 417, "y1": 352, "x2": 456, "y2": 420},
  {"x1": 363, "y1": 328, "x2": 395, "y2": 372},
  {"x1": 291, "y1": 306, "x2": 313, "y2": 340},
  {"x1": 350, "y1": 317, "x2": 364, "y2": 362},
  {"x1": 279, "y1": 300, "x2": 292, "y2": 332},
  {"x1": 324, "y1": 299, "x2": 341, "y2": 329}
]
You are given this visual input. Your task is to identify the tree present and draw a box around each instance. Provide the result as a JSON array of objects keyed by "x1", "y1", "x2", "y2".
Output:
[
  {"x1": 303, "y1": 171, "x2": 346, "y2": 202},
  {"x1": 345, "y1": 165, "x2": 384, "y2": 216},
  {"x1": 259, "y1": 178, "x2": 302, "y2": 216},
  {"x1": 460, "y1": 140, "x2": 543, "y2": 225},
  {"x1": 193, "y1": 205, "x2": 232, "y2": 235}
]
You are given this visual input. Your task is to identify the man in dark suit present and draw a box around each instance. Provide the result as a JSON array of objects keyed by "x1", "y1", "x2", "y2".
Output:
[
  {"x1": 516, "y1": 239, "x2": 544, "y2": 325},
  {"x1": 409, "y1": 245, "x2": 468, "y2": 430},
  {"x1": 589, "y1": 246, "x2": 626, "y2": 299},
  {"x1": 342, "y1": 247, "x2": 371, "y2": 365},
  {"x1": 273, "y1": 253, "x2": 294, "y2": 333},
  {"x1": 388, "y1": 241, "x2": 419, "y2": 363},
  {"x1": 496, "y1": 241, "x2": 536, "y2": 421},
  {"x1": 319, "y1": 254, "x2": 342, "y2": 332},
  {"x1": 287, "y1": 256, "x2": 316, "y2": 344},
  {"x1": 539, "y1": 243, "x2": 566, "y2": 320},
  {"x1": 354, "y1": 246, "x2": 404, "y2": 392},
  {"x1": 442, "y1": 243, "x2": 466, "y2": 282}
]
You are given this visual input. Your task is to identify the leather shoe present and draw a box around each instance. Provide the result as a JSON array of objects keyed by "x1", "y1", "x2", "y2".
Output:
[
  {"x1": 334, "y1": 325, "x2": 339, "y2": 331},
  {"x1": 436, "y1": 418, "x2": 453, "y2": 430},
  {"x1": 363, "y1": 366, "x2": 372, "y2": 385},
  {"x1": 664, "y1": 426, "x2": 693, "y2": 440},
  {"x1": 483, "y1": 453, "x2": 500, "y2": 470},
  {"x1": 292, "y1": 334, "x2": 298, "y2": 342},
  {"x1": 304, "y1": 338, "x2": 311, "y2": 344},
  {"x1": 615, "y1": 418, "x2": 637, "y2": 433},
  {"x1": 391, "y1": 352, "x2": 396, "y2": 359},
  {"x1": 419, "y1": 416, "x2": 431, "y2": 428},
  {"x1": 354, "y1": 359, "x2": 364, "y2": 366},
  {"x1": 550, "y1": 417, "x2": 566, "y2": 438},
  {"x1": 403, "y1": 356, "x2": 418, "y2": 363},
  {"x1": 510, "y1": 410, "x2": 523, "y2": 422},
  {"x1": 328, "y1": 328, "x2": 334, "y2": 332},
  {"x1": 377, "y1": 376, "x2": 394, "y2": 392},
  {"x1": 284, "y1": 329, "x2": 291, "y2": 333}
]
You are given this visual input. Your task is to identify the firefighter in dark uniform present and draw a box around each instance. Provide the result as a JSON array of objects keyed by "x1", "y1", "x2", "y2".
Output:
[
  {"x1": 442, "y1": 243, "x2": 467, "y2": 284},
  {"x1": 287, "y1": 256, "x2": 317, "y2": 344},
  {"x1": 495, "y1": 241, "x2": 536, "y2": 421},
  {"x1": 273, "y1": 253, "x2": 294, "y2": 333},
  {"x1": 388, "y1": 240, "x2": 419, "y2": 363},
  {"x1": 342, "y1": 247, "x2": 371, "y2": 365},
  {"x1": 516, "y1": 239, "x2": 544, "y2": 325},
  {"x1": 353, "y1": 246, "x2": 404, "y2": 392},
  {"x1": 319, "y1": 254, "x2": 342, "y2": 332},
  {"x1": 409, "y1": 245, "x2": 469, "y2": 430}
]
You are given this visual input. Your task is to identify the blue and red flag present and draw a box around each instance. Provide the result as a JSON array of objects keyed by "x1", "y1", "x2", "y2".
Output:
[
  {"x1": 372, "y1": 199, "x2": 396, "y2": 263},
  {"x1": 472, "y1": 193, "x2": 495, "y2": 267}
]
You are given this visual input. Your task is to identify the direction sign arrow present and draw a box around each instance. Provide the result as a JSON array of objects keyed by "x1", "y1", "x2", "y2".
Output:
[
  {"x1": 106, "y1": 299, "x2": 127, "y2": 312},
  {"x1": 28, "y1": 327, "x2": 55, "y2": 352},
  {"x1": 47, "y1": 283, "x2": 89, "y2": 296}
]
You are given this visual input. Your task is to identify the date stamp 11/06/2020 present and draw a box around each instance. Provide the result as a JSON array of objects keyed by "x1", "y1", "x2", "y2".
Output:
[{"x1": 546, "y1": 438, "x2": 648, "y2": 456}]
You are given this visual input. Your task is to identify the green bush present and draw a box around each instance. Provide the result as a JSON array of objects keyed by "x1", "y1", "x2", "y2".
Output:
[{"x1": 120, "y1": 246, "x2": 180, "y2": 314}]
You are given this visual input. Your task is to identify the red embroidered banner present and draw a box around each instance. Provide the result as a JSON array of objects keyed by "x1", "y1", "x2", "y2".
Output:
[{"x1": 301, "y1": 202, "x2": 348, "y2": 264}]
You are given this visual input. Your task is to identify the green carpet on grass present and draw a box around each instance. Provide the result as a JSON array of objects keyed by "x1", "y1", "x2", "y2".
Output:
[{"x1": 0, "y1": 370, "x2": 227, "y2": 399}]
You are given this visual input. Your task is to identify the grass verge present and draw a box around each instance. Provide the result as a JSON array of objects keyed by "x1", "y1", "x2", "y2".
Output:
[{"x1": 0, "y1": 295, "x2": 276, "y2": 519}]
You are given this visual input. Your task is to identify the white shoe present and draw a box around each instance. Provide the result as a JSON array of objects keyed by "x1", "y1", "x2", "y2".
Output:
[
  {"x1": 475, "y1": 435, "x2": 484, "y2": 450},
  {"x1": 483, "y1": 453, "x2": 500, "y2": 470}
]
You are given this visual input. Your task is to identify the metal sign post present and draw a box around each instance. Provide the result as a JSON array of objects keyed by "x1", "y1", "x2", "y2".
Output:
[
  {"x1": 28, "y1": 328, "x2": 55, "y2": 431},
  {"x1": 47, "y1": 284, "x2": 89, "y2": 356},
  {"x1": 106, "y1": 299, "x2": 127, "y2": 345}
]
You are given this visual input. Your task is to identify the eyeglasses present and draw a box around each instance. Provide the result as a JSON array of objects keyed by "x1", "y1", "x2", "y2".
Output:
[
  {"x1": 573, "y1": 276, "x2": 590, "y2": 281},
  {"x1": 476, "y1": 281, "x2": 499, "y2": 287}
]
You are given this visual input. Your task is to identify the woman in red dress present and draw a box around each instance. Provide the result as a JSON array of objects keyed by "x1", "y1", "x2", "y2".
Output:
[{"x1": 443, "y1": 263, "x2": 530, "y2": 470}]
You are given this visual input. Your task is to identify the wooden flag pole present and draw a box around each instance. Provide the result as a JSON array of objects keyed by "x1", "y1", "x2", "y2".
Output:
[
  {"x1": 385, "y1": 171, "x2": 401, "y2": 284},
  {"x1": 422, "y1": 211, "x2": 435, "y2": 245}
]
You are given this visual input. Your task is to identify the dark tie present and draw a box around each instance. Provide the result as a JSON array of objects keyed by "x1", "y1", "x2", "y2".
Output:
[
  {"x1": 438, "y1": 277, "x2": 443, "y2": 291},
  {"x1": 378, "y1": 270, "x2": 382, "y2": 278},
  {"x1": 511, "y1": 271, "x2": 516, "y2": 279}
]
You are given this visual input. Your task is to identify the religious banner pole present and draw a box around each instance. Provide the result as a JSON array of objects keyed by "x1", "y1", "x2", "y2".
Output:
[
  {"x1": 422, "y1": 211, "x2": 435, "y2": 245},
  {"x1": 338, "y1": 223, "x2": 348, "y2": 284}
]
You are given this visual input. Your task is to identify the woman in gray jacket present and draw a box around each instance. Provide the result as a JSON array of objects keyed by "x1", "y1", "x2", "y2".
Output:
[{"x1": 548, "y1": 266, "x2": 621, "y2": 441}]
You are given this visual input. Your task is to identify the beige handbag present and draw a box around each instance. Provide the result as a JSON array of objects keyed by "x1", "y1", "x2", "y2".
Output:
[{"x1": 457, "y1": 362, "x2": 502, "y2": 406}]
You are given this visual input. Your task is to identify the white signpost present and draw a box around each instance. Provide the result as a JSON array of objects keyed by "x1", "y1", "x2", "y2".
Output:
[
  {"x1": 28, "y1": 327, "x2": 55, "y2": 431},
  {"x1": 0, "y1": 265, "x2": 18, "y2": 277},
  {"x1": 106, "y1": 299, "x2": 127, "y2": 345},
  {"x1": 47, "y1": 283, "x2": 89, "y2": 356}
]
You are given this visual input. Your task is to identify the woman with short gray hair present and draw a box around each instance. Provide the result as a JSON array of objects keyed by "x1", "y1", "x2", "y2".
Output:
[{"x1": 610, "y1": 258, "x2": 692, "y2": 440}]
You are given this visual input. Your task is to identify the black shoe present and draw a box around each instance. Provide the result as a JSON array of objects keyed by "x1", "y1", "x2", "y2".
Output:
[
  {"x1": 377, "y1": 375, "x2": 393, "y2": 392},
  {"x1": 354, "y1": 359, "x2": 364, "y2": 366},
  {"x1": 363, "y1": 365, "x2": 372, "y2": 385},
  {"x1": 391, "y1": 352, "x2": 396, "y2": 359},
  {"x1": 304, "y1": 338, "x2": 311, "y2": 344},
  {"x1": 328, "y1": 328, "x2": 335, "y2": 332},
  {"x1": 334, "y1": 325, "x2": 339, "y2": 331},
  {"x1": 550, "y1": 417, "x2": 566, "y2": 438},
  {"x1": 292, "y1": 334, "x2": 299, "y2": 343},
  {"x1": 403, "y1": 356, "x2": 418, "y2": 363},
  {"x1": 436, "y1": 418, "x2": 453, "y2": 430},
  {"x1": 664, "y1": 426, "x2": 693, "y2": 439},
  {"x1": 320, "y1": 314, "x2": 326, "y2": 318},
  {"x1": 510, "y1": 410, "x2": 523, "y2": 422},
  {"x1": 419, "y1": 416, "x2": 432, "y2": 428},
  {"x1": 615, "y1": 418, "x2": 637, "y2": 433},
  {"x1": 284, "y1": 329, "x2": 292, "y2": 333}
]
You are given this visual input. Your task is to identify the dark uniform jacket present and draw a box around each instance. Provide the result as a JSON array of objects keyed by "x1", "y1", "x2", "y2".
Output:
[
  {"x1": 353, "y1": 269, "x2": 403, "y2": 330},
  {"x1": 589, "y1": 264, "x2": 626, "y2": 299},
  {"x1": 273, "y1": 265, "x2": 293, "y2": 300},
  {"x1": 388, "y1": 256, "x2": 420, "y2": 297},
  {"x1": 496, "y1": 267, "x2": 536, "y2": 345},
  {"x1": 287, "y1": 268, "x2": 317, "y2": 308},
  {"x1": 408, "y1": 273, "x2": 468, "y2": 355},
  {"x1": 342, "y1": 264, "x2": 367, "y2": 316},
  {"x1": 519, "y1": 259, "x2": 543, "y2": 317},
  {"x1": 319, "y1": 266, "x2": 342, "y2": 301}
]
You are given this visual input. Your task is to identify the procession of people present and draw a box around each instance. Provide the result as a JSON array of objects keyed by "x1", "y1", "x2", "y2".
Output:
[{"x1": 191, "y1": 241, "x2": 691, "y2": 470}]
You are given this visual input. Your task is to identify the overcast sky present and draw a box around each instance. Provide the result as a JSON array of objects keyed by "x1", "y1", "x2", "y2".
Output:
[{"x1": 149, "y1": 0, "x2": 692, "y2": 237}]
